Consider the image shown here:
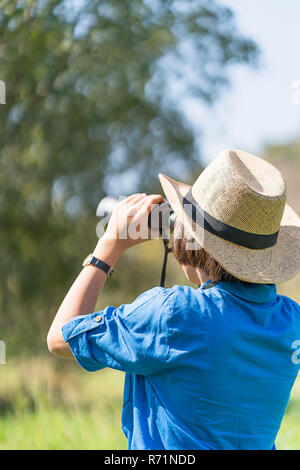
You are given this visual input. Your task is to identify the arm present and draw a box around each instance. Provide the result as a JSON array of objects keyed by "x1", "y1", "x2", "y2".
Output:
[
  {"x1": 47, "y1": 193, "x2": 164, "y2": 359},
  {"x1": 46, "y1": 237, "x2": 122, "y2": 358}
]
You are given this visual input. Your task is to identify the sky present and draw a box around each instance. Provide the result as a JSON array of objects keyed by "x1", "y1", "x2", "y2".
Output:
[
  {"x1": 67, "y1": 0, "x2": 300, "y2": 193},
  {"x1": 182, "y1": 0, "x2": 300, "y2": 165}
]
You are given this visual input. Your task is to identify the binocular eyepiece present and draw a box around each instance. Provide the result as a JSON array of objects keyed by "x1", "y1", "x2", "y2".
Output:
[{"x1": 96, "y1": 196, "x2": 177, "y2": 236}]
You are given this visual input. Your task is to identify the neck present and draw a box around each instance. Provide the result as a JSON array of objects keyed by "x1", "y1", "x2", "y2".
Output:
[
  {"x1": 197, "y1": 269, "x2": 213, "y2": 286},
  {"x1": 181, "y1": 265, "x2": 213, "y2": 286}
]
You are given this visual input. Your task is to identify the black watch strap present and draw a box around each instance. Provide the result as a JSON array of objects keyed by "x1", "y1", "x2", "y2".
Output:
[{"x1": 83, "y1": 254, "x2": 114, "y2": 278}]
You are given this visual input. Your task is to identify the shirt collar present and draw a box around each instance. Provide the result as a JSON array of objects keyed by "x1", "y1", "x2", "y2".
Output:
[{"x1": 200, "y1": 280, "x2": 277, "y2": 304}]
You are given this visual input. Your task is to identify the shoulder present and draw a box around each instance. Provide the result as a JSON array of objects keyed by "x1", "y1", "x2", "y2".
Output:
[
  {"x1": 277, "y1": 293, "x2": 300, "y2": 316},
  {"x1": 164, "y1": 284, "x2": 220, "y2": 309},
  {"x1": 138, "y1": 284, "x2": 202, "y2": 307},
  {"x1": 141, "y1": 284, "x2": 214, "y2": 324},
  {"x1": 128, "y1": 284, "x2": 216, "y2": 324},
  {"x1": 127, "y1": 285, "x2": 199, "y2": 317}
]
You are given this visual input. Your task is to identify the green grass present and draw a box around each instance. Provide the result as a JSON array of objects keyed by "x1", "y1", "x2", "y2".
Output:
[
  {"x1": 0, "y1": 357, "x2": 127, "y2": 450},
  {"x1": 0, "y1": 407, "x2": 127, "y2": 450},
  {"x1": 274, "y1": 379, "x2": 300, "y2": 450},
  {"x1": 0, "y1": 356, "x2": 299, "y2": 450}
]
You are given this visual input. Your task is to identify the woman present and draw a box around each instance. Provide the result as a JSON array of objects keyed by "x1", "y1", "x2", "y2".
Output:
[{"x1": 47, "y1": 149, "x2": 300, "y2": 450}]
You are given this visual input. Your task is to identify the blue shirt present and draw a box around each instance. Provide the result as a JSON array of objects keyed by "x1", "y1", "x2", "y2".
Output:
[{"x1": 62, "y1": 280, "x2": 300, "y2": 450}]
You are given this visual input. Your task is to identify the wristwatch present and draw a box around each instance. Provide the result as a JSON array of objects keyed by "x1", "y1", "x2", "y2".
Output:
[{"x1": 82, "y1": 254, "x2": 114, "y2": 278}]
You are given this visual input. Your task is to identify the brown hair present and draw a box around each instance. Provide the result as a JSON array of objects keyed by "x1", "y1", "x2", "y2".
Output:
[{"x1": 172, "y1": 222, "x2": 240, "y2": 283}]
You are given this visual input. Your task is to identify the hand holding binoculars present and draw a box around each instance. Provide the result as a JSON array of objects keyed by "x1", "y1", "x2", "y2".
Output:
[{"x1": 96, "y1": 196, "x2": 177, "y2": 238}]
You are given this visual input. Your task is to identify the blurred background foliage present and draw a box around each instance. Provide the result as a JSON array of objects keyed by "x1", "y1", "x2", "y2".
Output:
[
  {"x1": 0, "y1": 0, "x2": 299, "y2": 450},
  {"x1": 0, "y1": 0, "x2": 258, "y2": 353}
]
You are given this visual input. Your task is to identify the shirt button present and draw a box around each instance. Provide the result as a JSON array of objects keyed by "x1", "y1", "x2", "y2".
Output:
[{"x1": 95, "y1": 315, "x2": 102, "y2": 322}]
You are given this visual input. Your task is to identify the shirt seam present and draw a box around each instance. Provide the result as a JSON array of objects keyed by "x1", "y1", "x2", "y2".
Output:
[{"x1": 162, "y1": 291, "x2": 177, "y2": 367}]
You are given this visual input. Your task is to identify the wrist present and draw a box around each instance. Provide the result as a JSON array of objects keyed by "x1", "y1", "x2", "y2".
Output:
[{"x1": 93, "y1": 236, "x2": 125, "y2": 266}]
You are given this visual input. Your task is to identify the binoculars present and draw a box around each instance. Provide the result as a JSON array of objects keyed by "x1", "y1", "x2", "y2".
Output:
[
  {"x1": 96, "y1": 196, "x2": 177, "y2": 236},
  {"x1": 96, "y1": 196, "x2": 177, "y2": 286}
]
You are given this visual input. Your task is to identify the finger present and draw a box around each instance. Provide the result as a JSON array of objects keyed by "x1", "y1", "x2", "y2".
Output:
[
  {"x1": 125, "y1": 194, "x2": 163, "y2": 218},
  {"x1": 132, "y1": 195, "x2": 163, "y2": 220},
  {"x1": 119, "y1": 193, "x2": 145, "y2": 205},
  {"x1": 122, "y1": 195, "x2": 149, "y2": 221},
  {"x1": 130, "y1": 196, "x2": 148, "y2": 215},
  {"x1": 125, "y1": 193, "x2": 147, "y2": 207},
  {"x1": 125, "y1": 195, "x2": 148, "y2": 217},
  {"x1": 148, "y1": 194, "x2": 165, "y2": 204},
  {"x1": 130, "y1": 194, "x2": 163, "y2": 209},
  {"x1": 142, "y1": 194, "x2": 165, "y2": 214}
]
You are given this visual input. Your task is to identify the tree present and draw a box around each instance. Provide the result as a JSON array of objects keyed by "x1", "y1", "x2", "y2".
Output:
[
  {"x1": 264, "y1": 138, "x2": 300, "y2": 303},
  {"x1": 264, "y1": 138, "x2": 300, "y2": 210},
  {"x1": 0, "y1": 0, "x2": 258, "y2": 352}
]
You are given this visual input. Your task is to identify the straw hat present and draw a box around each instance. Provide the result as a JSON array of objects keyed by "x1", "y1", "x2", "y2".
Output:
[{"x1": 159, "y1": 149, "x2": 300, "y2": 284}]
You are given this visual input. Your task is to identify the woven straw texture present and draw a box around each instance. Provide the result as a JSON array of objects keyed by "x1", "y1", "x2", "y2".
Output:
[{"x1": 159, "y1": 149, "x2": 300, "y2": 284}]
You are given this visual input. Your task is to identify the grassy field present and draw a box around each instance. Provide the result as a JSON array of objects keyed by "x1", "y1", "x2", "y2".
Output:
[
  {"x1": 0, "y1": 356, "x2": 299, "y2": 450},
  {"x1": 0, "y1": 357, "x2": 127, "y2": 450}
]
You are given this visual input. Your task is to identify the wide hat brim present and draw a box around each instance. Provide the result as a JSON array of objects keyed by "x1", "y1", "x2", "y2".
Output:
[{"x1": 159, "y1": 173, "x2": 300, "y2": 284}]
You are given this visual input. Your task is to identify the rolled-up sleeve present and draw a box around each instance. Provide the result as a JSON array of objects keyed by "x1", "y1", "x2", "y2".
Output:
[{"x1": 62, "y1": 287, "x2": 173, "y2": 375}]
